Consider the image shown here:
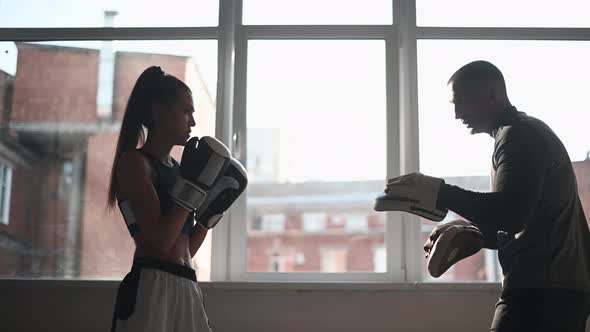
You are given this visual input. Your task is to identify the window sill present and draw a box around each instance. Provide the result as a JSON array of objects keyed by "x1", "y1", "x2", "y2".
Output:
[
  {"x1": 0, "y1": 278, "x2": 502, "y2": 292},
  {"x1": 199, "y1": 281, "x2": 502, "y2": 292}
]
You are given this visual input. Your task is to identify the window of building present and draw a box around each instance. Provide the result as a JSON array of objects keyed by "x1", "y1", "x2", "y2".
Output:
[
  {"x1": 373, "y1": 246, "x2": 386, "y2": 273},
  {"x1": 0, "y1": 161, "x2": 12, "y2": 225},
  {"x1": 261, "y1": 214, "x2": 287, "y2": 233},
  {"x1": 302, "y1": 213, "x2": 327, "y2": 233},
  {"x1": 320, "y1": 247, "x2": 348, "y2": 273},
  {"x1": 344, "y1": 214, "x2": 368, "y2": 233}
]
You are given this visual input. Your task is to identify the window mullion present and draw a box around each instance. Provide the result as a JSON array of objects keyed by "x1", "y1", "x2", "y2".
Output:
[
  {"x1": 417, "y1": 27, "x2": 590, "y2": 41},
  {"x1": 211, "y1": 0, "x2": 242, "y2": 281},
  {"x1": 0, "y1": 27, "x2": 219, "y2": 42}
]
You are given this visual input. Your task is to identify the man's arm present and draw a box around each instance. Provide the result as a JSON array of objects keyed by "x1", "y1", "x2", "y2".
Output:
[{"x1": 437, "y1": 125, "x2": 545, "y2": 235}]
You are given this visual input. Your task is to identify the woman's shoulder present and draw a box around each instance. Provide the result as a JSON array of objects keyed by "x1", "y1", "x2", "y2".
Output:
[
  {"x1": 117, "y1": 150, "x2": 154, "y2": 180},
  {"x1": 119, "y1": 149, "x2": 149, "y2": 165}
]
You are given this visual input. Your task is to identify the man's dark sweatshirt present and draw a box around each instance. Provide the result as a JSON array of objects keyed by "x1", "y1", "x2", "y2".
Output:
[{"x1": 437, "y1": 107, "x2": 590, "y2": 291}]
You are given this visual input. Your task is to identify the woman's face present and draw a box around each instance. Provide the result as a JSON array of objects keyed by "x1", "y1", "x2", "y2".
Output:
[{"x1": 153, "y1": 89, "x2": 196, "y2": 145}]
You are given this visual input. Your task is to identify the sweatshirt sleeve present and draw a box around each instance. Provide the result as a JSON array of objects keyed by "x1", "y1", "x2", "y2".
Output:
[{"x1": 436, "y1": 125, "x2": 545, "y2": 235}]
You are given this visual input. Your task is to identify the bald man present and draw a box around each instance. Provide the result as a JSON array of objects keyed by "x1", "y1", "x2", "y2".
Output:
[{"x1": 376, "y1": 60, "x2": 590, "y2": 331}]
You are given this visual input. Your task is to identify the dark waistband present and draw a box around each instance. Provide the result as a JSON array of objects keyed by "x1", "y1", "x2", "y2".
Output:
[{"x1": 131, "y1": 257, "x2": 196, "y2": 282}]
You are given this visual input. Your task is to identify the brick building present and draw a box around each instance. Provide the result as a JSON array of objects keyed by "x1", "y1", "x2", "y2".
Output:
[
  {"x1": 0, "y1": 42, "x2": 214, "y2": 278},
  {"x1": 573, "y1": 158, "x2": 590, "y2": 218}
]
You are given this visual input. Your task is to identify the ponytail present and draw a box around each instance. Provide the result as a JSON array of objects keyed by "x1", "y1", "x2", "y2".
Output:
[{"x1": 106, "y1": 66, "x2": 191, "y2": 209}]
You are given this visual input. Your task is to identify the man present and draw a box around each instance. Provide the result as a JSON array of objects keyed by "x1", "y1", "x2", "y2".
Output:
[{"x1": 375, "y1": 60, "x2": 590, "y2": 331}]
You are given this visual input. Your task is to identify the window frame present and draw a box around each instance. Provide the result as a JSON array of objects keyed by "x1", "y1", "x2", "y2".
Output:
[
  {"x1": 217, "y1": 0, "x2": 408, "y2": 282},
  {"x1": 1, "y1": 0, "x2": 589, "y2": 283},
  {"x1": 413, "y1": 10, "x2": 590, "y2": 284}
]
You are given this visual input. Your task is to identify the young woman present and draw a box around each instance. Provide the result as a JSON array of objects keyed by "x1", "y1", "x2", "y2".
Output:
[{"x1": 107, "y1": 66, "x2": 227, "y2": 331}]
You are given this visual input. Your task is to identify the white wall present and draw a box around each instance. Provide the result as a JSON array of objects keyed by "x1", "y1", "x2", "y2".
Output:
[{"x1": 1, "y1": 281, "x2": 588, "y2": 332}]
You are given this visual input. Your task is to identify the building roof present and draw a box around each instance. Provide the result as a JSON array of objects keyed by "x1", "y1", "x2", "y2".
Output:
[{"x1": 249, "y1": 175, "x2": 490, "y2": 211}]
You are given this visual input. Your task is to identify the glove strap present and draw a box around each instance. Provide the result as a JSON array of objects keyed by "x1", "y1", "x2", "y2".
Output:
[
  {"x1": 197, "y1": 214, "x2": 224, "y2": 229},
  {"x1": 171, "y1": 178, "x2": 207, "y2": 211}
]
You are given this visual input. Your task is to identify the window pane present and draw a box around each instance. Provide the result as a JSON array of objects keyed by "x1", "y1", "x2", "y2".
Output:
[
  {"x1": 243, "y1": 0, "x2": 392, "y2": 25},
  {"x1": 417, "y1": 0, "x2": 590, "y2": 27},
  {"x1": 0, "y1": 0, "x2": 219, "y2": 27},
  {"x1": 246, "y1": 40, "x2": 387, "y2": 273},
  {"x1": 417, "y1": 40, "x2": 590, "y2": 282},
  {"x1": 0, "y1": 40, "x2": 217, "y2": 279}
]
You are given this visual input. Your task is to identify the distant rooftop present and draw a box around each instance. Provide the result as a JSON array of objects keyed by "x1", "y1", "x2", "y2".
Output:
[{"x1": 248, "y1": 175, "x2": 490, "y2": 211}]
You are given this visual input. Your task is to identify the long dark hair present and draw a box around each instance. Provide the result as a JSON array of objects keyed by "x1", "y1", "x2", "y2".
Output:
[{"x1": 107, "y1": 66, "x2": 191, "y2": 209}]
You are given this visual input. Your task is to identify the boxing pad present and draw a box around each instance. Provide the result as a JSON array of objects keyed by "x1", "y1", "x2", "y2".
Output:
[
  {"x1": 374, "y1": 172, "x2": 448, "y2": 222},
  {"x1": 424, "y1": 220, "x2": 484, "y2": 278}
]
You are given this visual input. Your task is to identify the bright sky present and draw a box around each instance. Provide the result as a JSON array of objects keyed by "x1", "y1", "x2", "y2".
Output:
[
  {"x1": 1, "y1": 0, "x2": 589, "y2": 181},
  {"x1": 416, "y1": 0, "x2": 590, "y2": 28},
  {"x1": 247, "y1": 40, "x2": 387, "y2": 182},
  {"x1": 0, "y1": 0, "x2": 219, "y2": 27}
]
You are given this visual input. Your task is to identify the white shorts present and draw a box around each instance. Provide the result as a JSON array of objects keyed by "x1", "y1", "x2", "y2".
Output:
[{"x1": 111, "y1": 257, "x2": 212, "y2": 332}]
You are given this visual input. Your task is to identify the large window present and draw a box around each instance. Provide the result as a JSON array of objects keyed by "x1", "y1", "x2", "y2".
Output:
[
  {"x1": 0, "y1": 0, "x2": 219, "y2": 27},
  {"x1": 417, "y1": 39, "x2": 590, "y2": 282},
  {"x1": 0, "y1": 38, "x2": 217, "y2": 279},
  {"x1": 1, "y1": 0, "x2": 589, "y2": 283},
  {"x1": 241, "y1": 39, "x2": 393, "y2": 279}
]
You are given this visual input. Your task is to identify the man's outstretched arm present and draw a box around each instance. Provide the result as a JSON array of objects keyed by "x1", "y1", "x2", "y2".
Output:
[{"x1": 437, "y1": 126, "x2": 545, "y2": 236}]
